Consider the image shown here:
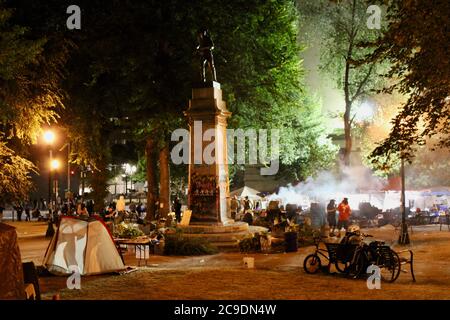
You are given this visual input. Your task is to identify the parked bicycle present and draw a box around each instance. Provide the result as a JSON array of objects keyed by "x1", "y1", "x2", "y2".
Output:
[
  {"x1": 345, "y1": 234, "x2": 401, "y2": 282},
  {"x1": 303, "y1": 235, "x2": 358, "y2": 275},
  {"x1": 304, "y1": 228, "x2": 401, "y2": 283}
]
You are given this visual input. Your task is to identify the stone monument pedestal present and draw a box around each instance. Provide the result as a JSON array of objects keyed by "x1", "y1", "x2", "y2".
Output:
[{"x1": 180, "y1": 81, "x2": 265, "y2": 249}]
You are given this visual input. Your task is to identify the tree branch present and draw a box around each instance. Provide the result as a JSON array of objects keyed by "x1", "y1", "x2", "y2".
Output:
[{"x1": 350, "y1": 63, "x2": 375, "y2": 104}]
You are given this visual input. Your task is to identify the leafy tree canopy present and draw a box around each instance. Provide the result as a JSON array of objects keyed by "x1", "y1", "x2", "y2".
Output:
[{"x1": 369, "y1": 0, "x2": 450, "y2": 162}]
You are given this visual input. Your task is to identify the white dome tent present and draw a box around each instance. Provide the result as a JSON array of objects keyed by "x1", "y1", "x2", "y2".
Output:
[{"x1": 43, "y1": 216, "x2": 126, "y2": 276}]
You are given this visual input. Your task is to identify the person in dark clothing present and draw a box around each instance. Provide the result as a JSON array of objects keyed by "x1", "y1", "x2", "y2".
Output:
[
  {"x1": 103, "y1": 206, "x2": 115, "y2": 222},
  {"x1": 136, "y1": 202, "x2": 143, "y2": 219},
  {"x1": 15, "y1": 203, "x2": 23, "y2": 221},
  {"x1": 243, "y1": 196, "x2": 252, "y2": 211},
  {"x1": 25, "y1": 203, "x2": 31, "y2": 221},
  {"x1": 0, "y1": 204, "x2": 4, "y2": 222},
  {"x1": 86, "y1": 200, "x2": 94, "y2": 216},
  {"x1": 327, "y1": 199, "x2": 337, "y2": 236},
  {"x1": 242, "y1": 211, "x2": 253, "y2": 225},
  {"x1": 173, "y1": 197, "x2": 182, "y2": 223}
]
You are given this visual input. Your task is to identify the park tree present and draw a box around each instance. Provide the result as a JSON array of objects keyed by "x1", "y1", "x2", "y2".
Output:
[
  {"x1": 7, "y1": 0, "x2": 337, "y2": 213},
  {"x1": 360, "y1": 92, "x2": 450, "y2": 189},
  {"x1": 298, "y1": 0, "x2": 386, "y2": 166},
  {"x1": 0, "y1": 3, "x2": 68, "y2": 203},
  {"x1": 368, "y1": 0, "x2": 450, "y2": 163},
  {"x1": 65, "y1": 0, "x2": 337, "y2": 217}
]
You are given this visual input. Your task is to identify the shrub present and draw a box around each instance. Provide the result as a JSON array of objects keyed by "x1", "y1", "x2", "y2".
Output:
[
  {"x1": 164, "y1": 231, "x2": 218, "y2": 256},
  {"x1": 238, "y1": 234, "x2": 261, "y2": 253}
]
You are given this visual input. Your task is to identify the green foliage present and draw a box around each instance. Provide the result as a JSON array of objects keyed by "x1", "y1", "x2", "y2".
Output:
[
  {"x1": 369, "y1": 0, "x2": 450, "y2": 162},
  {"x1": 298, "y1": 0, "x2": 388, "y2": 165},
  {"x1": 164, "y1": 231, "x2": 218, "y2": 256},
  {"x1": 114, "y1": 222, "x2": 144, "y2": 239},
  {"x1": 59, "y1": 0, "x2": 336, "y2": 185},
  {"x1": 0, "y1": 3, "x2": 67, "y2": 203},
  {"x1": 238, "y1": 234, "x2": 261, "y2": 253},
  {"x1": 0, "y1": 141, "x2": 36, "y2": 203}
]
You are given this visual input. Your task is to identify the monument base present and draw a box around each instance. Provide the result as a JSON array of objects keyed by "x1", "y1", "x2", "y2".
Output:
[{"x1": 178, "y1": 221, "x2": 267, "y2": 251}]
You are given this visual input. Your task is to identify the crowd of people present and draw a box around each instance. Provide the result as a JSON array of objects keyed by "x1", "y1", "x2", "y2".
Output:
[{"x1": 231, "y1": 195, "x2": 353, "y2": 237}]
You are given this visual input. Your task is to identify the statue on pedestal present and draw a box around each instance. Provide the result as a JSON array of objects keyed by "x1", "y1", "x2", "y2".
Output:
[{"x1": 196, "y1": 29, "x2": 217, "y2": 82}]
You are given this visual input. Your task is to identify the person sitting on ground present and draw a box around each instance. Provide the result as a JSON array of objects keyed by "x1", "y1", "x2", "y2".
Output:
[
  {"x1": 103, "y1": 206, "x2": 115, "y2": 221},
  {"x1": 242, "y1": 210, "x2": 253, "y2": 225},
  {"x1": 78, "y1": 203, "x2": 89, "y2": 217}
]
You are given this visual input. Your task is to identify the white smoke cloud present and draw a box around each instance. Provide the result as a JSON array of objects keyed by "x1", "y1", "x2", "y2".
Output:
[{"x1": 268, "y1": 165, "x2": 386, "y2": 210}]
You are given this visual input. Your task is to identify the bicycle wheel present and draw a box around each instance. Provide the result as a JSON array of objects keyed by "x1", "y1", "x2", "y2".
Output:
[
  {"x1": 378, "y1": 249, "x2": 401, "y2": 283},
  {"x1": 303, "y1": 254, "x2": 322, "y2": 274},
  {"x1": 335, "y1": 260, "x2": 351, "y2": 274}
]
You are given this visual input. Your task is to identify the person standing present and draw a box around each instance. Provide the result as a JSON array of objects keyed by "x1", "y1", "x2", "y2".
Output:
[
  {"x1": 337, "y1": 198, "x2": 351, "y2": 231},
  {"x1": 14, "y1": 203, "x2": 23, "y2": 222},
  {"x1": 326, "y1": 199, "x2": 337, "y2": 236},
  {"x1": 230, "y1": 196, "x2": 239, "y2": 220},
  {"x1": 25, "y1": 202, "x2": 31, "y2": 222},
  {"x1": 243, "y1": 196, "x2": 252, "y2": 212},
  {"x1": 173, "y1": 197, "x2": 182, "y2": 223}
]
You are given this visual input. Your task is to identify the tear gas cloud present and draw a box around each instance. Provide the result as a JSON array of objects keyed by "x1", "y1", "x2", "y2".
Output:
[{"x1": 268, "y1": 166, "x2": 386, "y2": 210}]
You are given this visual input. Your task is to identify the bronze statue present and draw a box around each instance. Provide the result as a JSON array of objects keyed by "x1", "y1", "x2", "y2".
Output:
[{"x1": 196, "y1": 29, "x2": 217, "y2": 82}]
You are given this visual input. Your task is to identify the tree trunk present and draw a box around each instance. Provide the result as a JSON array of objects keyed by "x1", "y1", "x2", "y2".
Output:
[
  {"x1": 91, "y1": 157, "x2": 109, "y2": 213},
  {"x1": 343, "y1": 57, "x2": 353, "y2": 167},
  {"x1": 342, "y1": 0, "x2": 357, "y2": 167},
  {"x1": 145, "y1": 137, "x2": 158, "y2": 222},
  {"x1": 343, "y1": 108, "x2": 352, "y2": 167},
  {"x1": 158, "y1": 143, "x2": 170, "y2": 218}
]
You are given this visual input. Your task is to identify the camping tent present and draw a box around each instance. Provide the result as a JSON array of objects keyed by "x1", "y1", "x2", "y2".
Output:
[
  {"x1": 43, "y1": 216, "x2": 125, "y2": 276},
  {"x1": 229, "y1": 186, "x2": 262, "y2": 200}
]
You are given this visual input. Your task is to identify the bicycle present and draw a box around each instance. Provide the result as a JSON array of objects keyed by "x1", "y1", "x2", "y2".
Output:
[
  {"x1": 346, "y1": 236, "x2": 401, "y2": 282},
  {"x1": 303, "y1": 236, "x2": 358, "y2": 274}
]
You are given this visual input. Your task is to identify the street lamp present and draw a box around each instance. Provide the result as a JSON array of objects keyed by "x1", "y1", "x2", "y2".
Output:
[
  {"x1": 43, "y1": 130, "x2": 56, "y2": 237},
  {"x1": 43, "y1": 131, "x2": 55, "y2": 145},
  {"x1": 51, "y1": 159, "x2": 60, "y2": 170},
  {"x1": 398, "y1": 155, "x2": 410, "y2": 244},
  {"x1": 122, "y1": 163, "x2": 137, "y2": 199}
]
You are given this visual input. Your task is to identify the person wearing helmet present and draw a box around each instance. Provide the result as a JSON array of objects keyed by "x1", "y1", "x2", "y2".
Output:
[{"x1": 337, "y1": 198, "x2": 351, "y2": 231}]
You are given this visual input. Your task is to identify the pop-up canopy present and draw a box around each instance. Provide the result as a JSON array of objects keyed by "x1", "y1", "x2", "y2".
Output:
[{"x1": 229, "y1": 186, "x2": 262, "y2": 200}]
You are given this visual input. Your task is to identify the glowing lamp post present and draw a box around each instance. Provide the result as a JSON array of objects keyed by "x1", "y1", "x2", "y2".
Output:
[
  {"x1": 43, "y1": 130, "x2": 56, "y2": 237},
  {"x1": 122, "y1": 163, "x2": 137, "y2": 199}
]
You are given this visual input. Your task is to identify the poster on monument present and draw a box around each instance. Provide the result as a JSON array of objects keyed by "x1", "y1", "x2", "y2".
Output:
[{"x1": 189, "y1": 173, "x2": 219, "y2": 222}]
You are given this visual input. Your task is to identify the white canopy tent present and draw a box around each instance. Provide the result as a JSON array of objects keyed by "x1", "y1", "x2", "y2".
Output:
[{"x1": 229, "y1": 186, "x2": 262, "y2": 200}]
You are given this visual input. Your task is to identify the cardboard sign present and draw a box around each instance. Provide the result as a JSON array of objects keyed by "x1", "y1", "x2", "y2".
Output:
[{"x1": 179, "y1": 210, "x2": 192, "y2": 226}]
